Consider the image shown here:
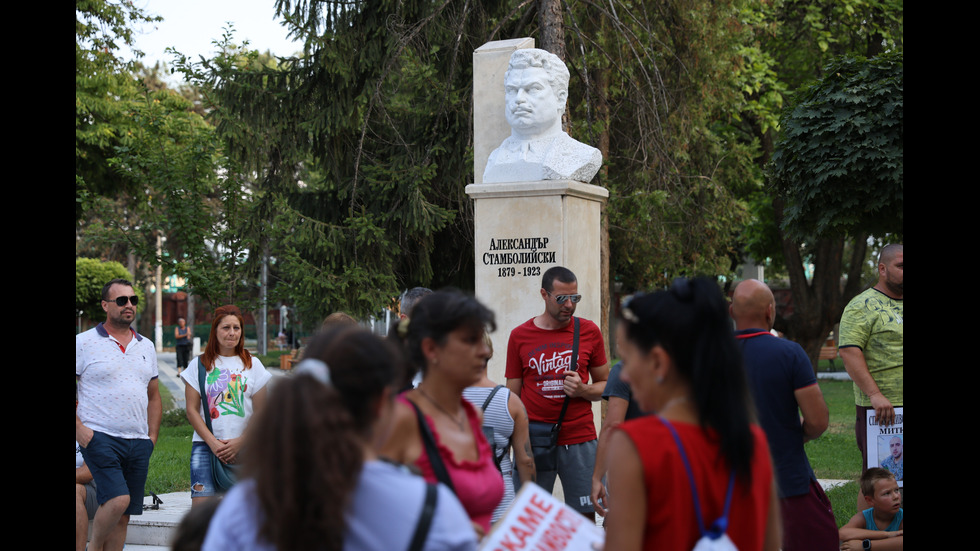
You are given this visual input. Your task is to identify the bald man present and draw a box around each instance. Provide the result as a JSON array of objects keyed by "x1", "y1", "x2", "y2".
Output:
[
  {"x1": 839, "y1": 244, "x2": 904, "y2": 509},
  {"x1": 731, "y1": 279, "x2": 837, "y2": 551},
  {"x1": 839, "y1": 244, "x2": 903, "y2": 451}
]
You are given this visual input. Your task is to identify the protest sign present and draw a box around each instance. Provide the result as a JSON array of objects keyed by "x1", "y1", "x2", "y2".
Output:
[
  {"x1": 481, "y1": 482, "x2": 604, "y2": 551},
  {"x1": 866, "y1": 406, "x2": 903, "y2": 486}
]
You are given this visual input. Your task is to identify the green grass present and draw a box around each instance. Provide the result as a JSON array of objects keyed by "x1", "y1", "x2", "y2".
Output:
[
  {"x1": 142, "y1": 376, "x2": 194, "y2": 496},
  {"x1": 158, "y1": 381, "x2": 176, "y2": 411},
  {"x1": 816, "y1": 358, "x2": 846, "y2": 373},
  {"x1": 145, "y1": 406, "x2": 194, "y2": 496},
  {"x1": 806, "y1": 379, "x2": 860, "y2": 479},
  {"x1": 805, "y1": 379, "x2": 862, "y2": 527},
  {"x1": 825, "y1": 481, "x2": 861, "y2": 528}
]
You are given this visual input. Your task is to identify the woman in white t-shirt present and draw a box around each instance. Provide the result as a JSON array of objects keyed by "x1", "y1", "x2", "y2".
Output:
[
  {"x1": 201, "y1": 326, "x2": 477, "y2": 551},
  {"x1": 181, "y1": 304, "x2": 271, "y2": 507}
]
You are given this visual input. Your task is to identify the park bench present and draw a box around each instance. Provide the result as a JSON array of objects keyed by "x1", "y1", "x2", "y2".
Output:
[
  {"x1": 819, "y1": 345, "x2": 840, "y2": 370},
  {"x1": 280, "y1": 350, "x2": 299, "y2": 370}
]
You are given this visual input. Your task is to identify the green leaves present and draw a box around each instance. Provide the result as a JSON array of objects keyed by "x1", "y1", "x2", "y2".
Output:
[
  {"x1": 164, "y1": 0, "x2": 518, "y2": 320},
  {"x1": 76, "y1": 0, "x2": 163, "y2": 217},
  {"x1": 76, "y1": 258, "x2": 138, "y2": 321},
  {"x1": 769, "y1": 52, "x2": 903, "y2": 240}
]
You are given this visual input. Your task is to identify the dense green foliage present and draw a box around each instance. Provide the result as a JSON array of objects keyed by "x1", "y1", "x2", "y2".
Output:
[
  {"x1": 77, "y1": 1, "x2": 257, "y2": 310},
  {"x1": 76, "y1": 0, "x2": 159, "y2": 220},
  {"x1": 80, "y1": 82, "x2": 257, "y2": 307},
  {"x1": 580, "y1": 0, "x2": 762, "y2": 287},
  {"x1": 75, "y1": 258, "x2": 139, "y2": 321},
  {"x1": 770, "y1": 53, "x2": 903, "y2": 240},
  {"x1": 168, "y1": 0, "x2": 771, "y2": 324},
  {"x1": 171, "y1": 1, "x2": 520, "y2": 319},
  {"x1": 76, "y1": 0, "x2": 903, "y2": 339},
  {"x1": 742, "y1": 0, "x2": 904, "y2": 259},
  {"x1": 735, "y1": 0, "x2": 902, "y2": 366}
]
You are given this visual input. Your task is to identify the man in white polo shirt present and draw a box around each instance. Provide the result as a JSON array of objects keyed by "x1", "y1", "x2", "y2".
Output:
[{"x1": 76, "y1": 279, "x2": 161, "y2": 551}]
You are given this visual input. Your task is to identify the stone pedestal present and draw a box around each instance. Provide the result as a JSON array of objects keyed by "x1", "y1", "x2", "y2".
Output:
[
  {"x1": 464, "y1": 181, "x2": 608, "y2": 388},
  {"x1": 469, "y1": 39, "x2": 611, "y2": 505},
  {"x1": 469, "y1": 40, "x2": 610, "y2": 451}
]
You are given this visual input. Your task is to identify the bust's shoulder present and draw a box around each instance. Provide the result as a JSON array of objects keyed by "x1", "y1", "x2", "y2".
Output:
[
  {"x1": 551, "y1": 132, "x2": 600, "y2": 157},
  {"x1": 542, "y1": 133, "x2": 602, "y2": 182}
]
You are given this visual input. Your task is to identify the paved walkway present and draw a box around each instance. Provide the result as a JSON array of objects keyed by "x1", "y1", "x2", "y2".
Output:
[{"x1": 155, "y1": 352, "x2": 185, "y2": 410}]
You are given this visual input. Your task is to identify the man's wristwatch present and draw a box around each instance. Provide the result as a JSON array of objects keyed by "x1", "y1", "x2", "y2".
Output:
[{"x1": 862, "y1": 539, "x2": 871, "y2": 550}]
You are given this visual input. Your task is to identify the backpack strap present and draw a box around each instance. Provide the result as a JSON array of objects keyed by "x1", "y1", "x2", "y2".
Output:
[
  {"x1": 407, "y1": 482, "x2": 438, "y2": 551},
  {"x1": 481, "y1": 385, "x2": 504, "y2": 411},
  {"x1": 480, "y1": 385, "x2": 507, "y2": 470},
  {"x1": 196, "y1": 356, "x2": 215, "y2": 436},
  {"x1": 554, "y1": 317, "x2": 580, "y2": 431},
  {"x1": 407, "y1": 398, "x2": 456, "y2": 493},
  {"x1": 660, "y1": 416, "x2": 736, "y2": 540}
]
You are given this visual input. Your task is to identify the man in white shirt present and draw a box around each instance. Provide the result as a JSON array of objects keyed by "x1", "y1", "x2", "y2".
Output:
[{"x1": 76, "y1": 279, "x2": 162, "y2": 551}]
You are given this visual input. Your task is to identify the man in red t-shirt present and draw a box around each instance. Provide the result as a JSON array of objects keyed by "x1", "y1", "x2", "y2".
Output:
[{"x1": 505, "y1": 266, "x2": 608, "y2": 519}]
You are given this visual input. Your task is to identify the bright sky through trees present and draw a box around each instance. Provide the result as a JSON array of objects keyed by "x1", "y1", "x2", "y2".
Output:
[{"x1": 125, "y1": 0, "x2": 300, "y2": 75}]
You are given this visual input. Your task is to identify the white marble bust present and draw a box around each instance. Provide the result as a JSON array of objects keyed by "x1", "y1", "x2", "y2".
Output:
[{"x1": 483, "y1": 49, "x2": 602, "y2": 184}]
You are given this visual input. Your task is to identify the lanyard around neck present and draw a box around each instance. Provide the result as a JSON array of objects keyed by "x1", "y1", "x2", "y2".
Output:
[{"x1": 735, "y1": 331, "x2": 772, "y2": 340}]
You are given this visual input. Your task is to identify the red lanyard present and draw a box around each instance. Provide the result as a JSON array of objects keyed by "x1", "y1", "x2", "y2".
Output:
[{"x1": 735, "y1": 331, "x2": 772, "y2": 340}]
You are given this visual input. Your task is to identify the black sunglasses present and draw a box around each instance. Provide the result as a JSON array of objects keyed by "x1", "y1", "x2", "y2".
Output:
[
  {"x1": 108, "y1": 295, "x2": 139, "y2": 307},
  {"x1": 547, "y1": 291, "x2": 582, "y2": 304}
]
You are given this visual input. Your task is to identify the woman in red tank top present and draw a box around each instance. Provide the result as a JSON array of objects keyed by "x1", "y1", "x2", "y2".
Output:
[{"x1": 603, "y1": 278, "x2": 781, "y2": 551}]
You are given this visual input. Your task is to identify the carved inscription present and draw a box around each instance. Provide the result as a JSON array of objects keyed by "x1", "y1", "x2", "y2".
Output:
[{"x1": 482, "y1": 237, "x2": 556, "y2": 277}]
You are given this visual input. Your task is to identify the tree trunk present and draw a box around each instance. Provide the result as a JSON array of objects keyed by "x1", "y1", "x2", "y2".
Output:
[
  {"x1": 538, "y1": 0, "x2": 569, "y2": 132},
  {"x1": 537, "y1": 0, "x2": 565, "y2": 59},
  {"x1": 773, "y1": 196, "x2": 869, "y2": 373}
]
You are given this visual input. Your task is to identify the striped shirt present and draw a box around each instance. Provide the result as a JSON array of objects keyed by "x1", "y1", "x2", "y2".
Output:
[{"x1": 463, "y1": 385, "x2": 515, "y2": 523}]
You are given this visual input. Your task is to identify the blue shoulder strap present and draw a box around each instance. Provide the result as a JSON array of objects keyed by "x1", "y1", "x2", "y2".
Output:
[{"x1": 660, "y1": 416, "x2": 736, "y2": 539}]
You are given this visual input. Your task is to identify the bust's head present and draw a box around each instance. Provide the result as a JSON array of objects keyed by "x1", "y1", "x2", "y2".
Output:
[{"x1": 503, "y1": 49, "x2": 570, "y2": 139}]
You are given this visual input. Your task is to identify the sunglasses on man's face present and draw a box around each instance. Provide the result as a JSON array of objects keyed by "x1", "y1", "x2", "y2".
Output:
[
  {"x1": 108, "y1": 295, "x2": 139, "y2": 307},
  {"x1": 548, "y1": 291, "x2": 582, "y2": 304}
]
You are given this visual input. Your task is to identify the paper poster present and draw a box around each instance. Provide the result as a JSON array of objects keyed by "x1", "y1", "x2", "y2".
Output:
[
  {"x1": 866, "y1": 406, "x2": 903, "y2": 487},
  {"x1": 480, "y1": 482, "x2": 604, "y2": 551}
]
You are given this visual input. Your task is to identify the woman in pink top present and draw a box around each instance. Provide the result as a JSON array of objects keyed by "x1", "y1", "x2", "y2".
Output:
[{"x1": 382, "y1": 290, "x2": 505, "y2": 538}]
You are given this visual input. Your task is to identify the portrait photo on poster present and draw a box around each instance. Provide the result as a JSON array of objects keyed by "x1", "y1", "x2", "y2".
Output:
[{"x1": 866, "y1": 406, "x2": 903, "y2": 486}]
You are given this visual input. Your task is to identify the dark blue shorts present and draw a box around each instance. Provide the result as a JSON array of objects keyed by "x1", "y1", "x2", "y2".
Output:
[{"x1": 79, "y1": 431, "x2": 154, "y2": 516}]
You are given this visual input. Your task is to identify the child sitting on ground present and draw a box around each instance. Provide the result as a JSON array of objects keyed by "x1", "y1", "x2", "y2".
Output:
[{"x1": 839, "y1": 467, "x2": 903, "y2": 550}]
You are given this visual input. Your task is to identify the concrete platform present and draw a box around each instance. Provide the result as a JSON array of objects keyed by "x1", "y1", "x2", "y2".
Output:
[
  {"x1": 129, "y1": 492, "x2": 193, "y2": 547},
  {"x1": 82, "y1": 491, "x2": 191, "y2": 550}
]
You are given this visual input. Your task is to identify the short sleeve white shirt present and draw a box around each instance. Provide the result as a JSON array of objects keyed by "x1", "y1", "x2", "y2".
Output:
[
  {"x1": 76, "y1": 323, "x2": 158, "y2": 439},
  {"x1": 181, "y1": 355, "x2": 272, "y2": 442}
]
